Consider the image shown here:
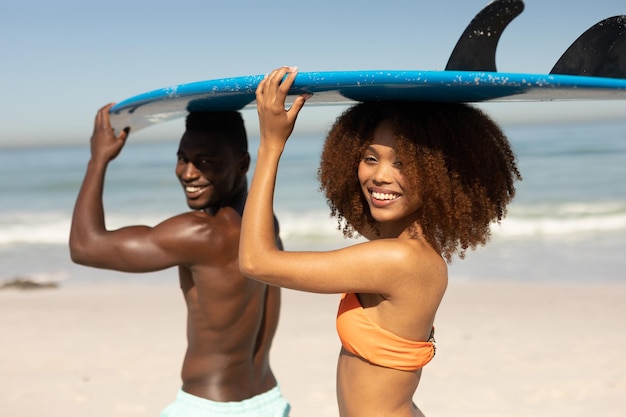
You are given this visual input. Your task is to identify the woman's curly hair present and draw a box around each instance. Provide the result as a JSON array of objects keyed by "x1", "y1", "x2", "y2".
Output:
[{"x1": 318, "y1": 101, "x2": 522, "y2": 262}]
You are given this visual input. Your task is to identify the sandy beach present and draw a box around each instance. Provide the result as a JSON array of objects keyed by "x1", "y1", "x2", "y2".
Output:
[{"x1": 1, "y1": 279, "x2": 625, "y2": 417}]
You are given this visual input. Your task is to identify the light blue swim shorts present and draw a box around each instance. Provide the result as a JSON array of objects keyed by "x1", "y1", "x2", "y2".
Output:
[{"x1": 160, "y1": 385, "x2": 290, "y2": 417}]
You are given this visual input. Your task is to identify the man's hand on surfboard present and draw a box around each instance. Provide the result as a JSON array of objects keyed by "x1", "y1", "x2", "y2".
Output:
[{"x1": 91, "y1": 103, "x2": 130, "y2": 163}]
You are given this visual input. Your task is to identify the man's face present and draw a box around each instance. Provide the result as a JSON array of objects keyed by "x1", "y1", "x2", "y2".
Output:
[{"x1": 175, "y1": 130, "x2": 248, "y2": 211}]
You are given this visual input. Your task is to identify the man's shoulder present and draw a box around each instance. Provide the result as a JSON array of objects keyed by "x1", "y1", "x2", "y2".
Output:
[
  {"x1": 166, "y1": 207, "x2": 241, "y2": 235},
  {"x1": 154, "y1": 210, "x2": 240, "y2": 263}
]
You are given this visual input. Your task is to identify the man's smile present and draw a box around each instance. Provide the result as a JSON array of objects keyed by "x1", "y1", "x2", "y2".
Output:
[{"x1": 184, "y1": 184, "x2": 209, "y2": 197}]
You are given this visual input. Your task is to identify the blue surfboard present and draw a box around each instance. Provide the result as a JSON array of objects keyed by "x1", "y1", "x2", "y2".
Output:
[
  {"x1": 109, "y1": 0, "x2": 626, "y2": 133},
  {"x1": 109, "y1": 70, "x2": 626, "y2": 133}
]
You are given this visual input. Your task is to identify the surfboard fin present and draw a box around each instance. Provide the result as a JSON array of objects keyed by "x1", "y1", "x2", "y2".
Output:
[
  {"x1": 550, "y1": 16, "x2": 626, "y2": 79},
  {"x1": 445, "y1": 0, "x2": 525, "y2": 72}
]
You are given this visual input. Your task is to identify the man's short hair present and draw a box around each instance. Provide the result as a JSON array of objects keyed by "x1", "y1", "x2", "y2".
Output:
[{"x1": 185, "y1": 111, "x2": 248, "y2": 154}]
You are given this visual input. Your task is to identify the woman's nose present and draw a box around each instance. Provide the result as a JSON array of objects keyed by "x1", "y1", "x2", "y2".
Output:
[{"x1": 372, "y1": 162, "x2": 393, "y2": 184}]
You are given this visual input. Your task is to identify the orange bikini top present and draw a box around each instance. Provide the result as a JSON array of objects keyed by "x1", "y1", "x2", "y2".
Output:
[{"x1": 336, "y1": 292, "x2": 435, "y2": 371}]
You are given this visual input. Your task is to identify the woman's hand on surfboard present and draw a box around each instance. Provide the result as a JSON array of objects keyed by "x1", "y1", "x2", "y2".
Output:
[
  {"x1": 256, "y1": 66, "x2": 311, "y2": 152},
  {"x1": 90, "y1": 103, "x2": 130, "y2": 163}
]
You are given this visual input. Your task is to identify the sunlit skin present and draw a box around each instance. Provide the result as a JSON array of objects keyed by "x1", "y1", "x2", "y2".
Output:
[
  {"x1": 69, "y1": 104, "x2": 282, "y2": 404},
  {"x1": 358, "y1": 119, "x2": 423, "y2": 239},
  {"x1": 239, "y1": 67, "x2": 448, "y2": 417},
  {"x1": 242, "y1": 60, "x2": 520, "y2": 414},
  {"x1": 176, "y1": 130, "x2": 249, "y2": 213}
]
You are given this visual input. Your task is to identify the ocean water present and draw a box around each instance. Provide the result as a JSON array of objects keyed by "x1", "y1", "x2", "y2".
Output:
[{"x1": 1, "y1": 119, "x2": 625, "y2": 287}]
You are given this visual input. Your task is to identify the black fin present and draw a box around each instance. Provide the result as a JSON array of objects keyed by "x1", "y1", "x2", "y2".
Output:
[
  {"x1": 550, "y1": 16, "x2": 626, "y2": 79},
  {"x1": 445, "y1": 0, "x2": 525, "y2": 71}
]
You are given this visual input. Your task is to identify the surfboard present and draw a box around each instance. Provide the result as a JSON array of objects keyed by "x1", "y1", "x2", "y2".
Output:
[
  {"x1": 109, "y1": 0, "x2": 626, "y2": 134},
  {"x1": 109, "y1": 71, "x2": 626, "y2": 133}
]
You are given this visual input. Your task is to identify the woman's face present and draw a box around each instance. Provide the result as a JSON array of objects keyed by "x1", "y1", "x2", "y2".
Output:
[{"x1": 357, "y1": 119, "x2": 421, "y2": 236}]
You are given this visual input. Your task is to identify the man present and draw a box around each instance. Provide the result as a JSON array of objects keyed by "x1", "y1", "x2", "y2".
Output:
[{"x1": 69, "y1": 103, "x2": 289, "y2": 416}]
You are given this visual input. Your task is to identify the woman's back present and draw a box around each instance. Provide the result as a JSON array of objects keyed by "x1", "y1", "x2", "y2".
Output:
[{"x1": 335, "y1": 238, "x2": 447, "y2": 416}]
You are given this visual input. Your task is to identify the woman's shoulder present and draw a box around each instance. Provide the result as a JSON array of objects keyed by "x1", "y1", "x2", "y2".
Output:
[
  {"x1": 361, "y1": 238, "x2": 447, "y2": 292},
  {"x1": 386, "y1": 240, "x2": 448, "y2": 317},
  {"x1": 386, "y1": 237, "x2": 446, "y2": 268}
]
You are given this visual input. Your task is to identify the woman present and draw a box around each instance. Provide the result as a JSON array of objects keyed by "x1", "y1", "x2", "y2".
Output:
[{"x1": 240, "y1": 67, "x2": 521, "y2": 416}]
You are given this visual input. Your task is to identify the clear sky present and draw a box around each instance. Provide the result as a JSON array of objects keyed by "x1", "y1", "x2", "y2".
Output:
[{"x1": 2, "y1": 0, "x2": 625, "y2": 147}]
